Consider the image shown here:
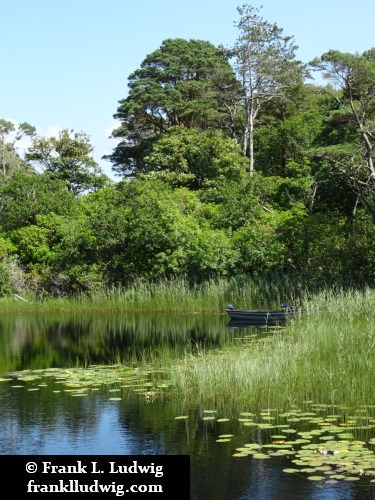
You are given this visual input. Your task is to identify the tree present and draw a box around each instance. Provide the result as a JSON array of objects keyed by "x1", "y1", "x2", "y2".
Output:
[
  {"x1": 9, "y1": 212, "x2": 104, "y2": 296},
  {"x1": 232, "y1": 5, "x2": 307, "y2": 176},
  {"x1": 106, "y1": 38, "x2": 240, "y2": 177},
  {"x1": 143, "y1": 127, "x2": 247, "y2": 190},
  {"x1": 250, "y1": 83, "x2": 325, "y2": 176},
  {"x1": 77, "y1": 179, "x2": 239, "y2": 283},
  {"x1": 310, "y1": 49, "x2": 375, "y2": 221},
  {"x1": 26, "y1": 129, "x2": 111, "y2": 195},
  {"x1": 0, "y1": 119, "x2": 36, "y2": 179},
  {"x1": 0, "y1": 170, "x2": 75, "y2": 231}
]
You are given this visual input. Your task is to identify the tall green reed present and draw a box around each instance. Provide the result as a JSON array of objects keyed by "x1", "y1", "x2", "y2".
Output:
[
  {"x1": 1, "y1": 273, "x2": 302, "y2": 312},
  {"x1": 167, "y1": 291, "x2": 375, "y2": 415}
]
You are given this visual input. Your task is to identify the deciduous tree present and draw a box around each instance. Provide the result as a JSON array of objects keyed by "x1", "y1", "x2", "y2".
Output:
[
  {"x1": 232, "y1": 5, "x2": 306, "y2": 176},
  {"x1": 143, "y1": 127, "x2": 247, "y2": 190},
  {"x1": 26, "y1": 129, "x2": 110, "y2": 195},
  {"x1": 0, "y1": 119, "x2": 36, "y2": 179},
  {"x1": 0, "y1": 170, "x2": 75, "y2": 231},
  {"x1": 310, "y1": 49, "x2": 375, "y2": 221}
]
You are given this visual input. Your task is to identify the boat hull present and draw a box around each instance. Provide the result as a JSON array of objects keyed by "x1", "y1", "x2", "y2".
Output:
[{"x1": 226, "y1": 309, "x2": 295, "y2": 322}]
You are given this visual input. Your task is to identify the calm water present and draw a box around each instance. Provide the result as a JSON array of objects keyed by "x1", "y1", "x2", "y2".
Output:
[{"x1": 0, "y1": 312, "x2": 374, "y2": 499}]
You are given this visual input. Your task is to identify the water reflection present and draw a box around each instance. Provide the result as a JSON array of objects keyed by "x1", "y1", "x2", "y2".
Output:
[
  {"x1": 0, "y1": 312, "x2": 231, "y2": 373},
  {"x1": 227, "y1": 318, "x2": 286, "y2": 330}
]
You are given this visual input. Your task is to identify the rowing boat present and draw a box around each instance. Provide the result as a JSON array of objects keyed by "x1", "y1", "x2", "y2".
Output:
[{"x1": 226, "y1": 303, "x2": 297, "y2": 322}]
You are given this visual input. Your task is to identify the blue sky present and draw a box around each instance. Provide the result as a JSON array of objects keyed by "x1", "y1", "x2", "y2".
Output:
[{"x1": 2, "y1": 0, "x2": 374, "y2": 180}]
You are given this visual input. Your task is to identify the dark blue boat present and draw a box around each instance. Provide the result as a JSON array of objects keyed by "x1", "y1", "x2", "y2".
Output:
[{"x1": 226, "y1": 303, "x2": 297, "y2": 323}]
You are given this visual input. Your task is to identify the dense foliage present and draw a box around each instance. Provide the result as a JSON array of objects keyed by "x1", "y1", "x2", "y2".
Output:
[{"x1": 1, "y1": 4, "x2": 375, "y2": 297}]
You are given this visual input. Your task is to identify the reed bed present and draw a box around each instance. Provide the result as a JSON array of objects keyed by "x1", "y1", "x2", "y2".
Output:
[
  {"x1": 299, "y1": 286, "x2": 375, "y2": 318},
  {"x1": 167, "y1": 291, "x2": 375, "y2": 415},
  {"x1": 0, "y1": 273, "x2": 307, "y2": 313}
]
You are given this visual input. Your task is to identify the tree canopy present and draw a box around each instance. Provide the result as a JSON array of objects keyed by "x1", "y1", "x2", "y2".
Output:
[
  {"x1": 310, "y1": 48, "x2": 375, "y2": 220},
  {"x1": 143, "y1": 127, "x2": 247, "y2": 189},
  {"x1": 0, "y1": 119, "x2": 36, "y2": 179},
  {"x1": 106, "y1": 38, "x2": 240, "y2": 177},
  {"x1": 232, "y1": 4, "x2": 307, "y2": 175},
  {"x1": 26, "y1": 129, "x2": 111, "y2": 195}
]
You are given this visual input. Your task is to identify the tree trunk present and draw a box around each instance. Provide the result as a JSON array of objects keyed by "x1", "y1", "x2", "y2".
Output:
[
  {"x1": 248, "y1": 112, "x2": 254, "y2": 176},
  {"x1": 242, "y1": 121, "x2": 248, "y2": 158}
]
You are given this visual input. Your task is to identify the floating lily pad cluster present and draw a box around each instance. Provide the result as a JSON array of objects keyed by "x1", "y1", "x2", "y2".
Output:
[
  {"x1": 2, "y1": 365, "x2": 172, "y2": 401},
  {"x1": 3, "y1": 367, "x2": 375, "y2": 483},
  {"x1": 175, "y1": 403, "x2": 375, "y2": 483}
]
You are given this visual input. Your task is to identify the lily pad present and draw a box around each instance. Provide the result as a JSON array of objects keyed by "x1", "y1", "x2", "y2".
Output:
[
  {"x1": 253, "y1": 453, "x2": 271, "y2": 459},
  {"x1": 244, "y1": 443, "x2": 262, "y2": 449}
]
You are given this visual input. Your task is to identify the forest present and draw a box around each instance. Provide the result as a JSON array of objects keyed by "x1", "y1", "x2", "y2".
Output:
[{"x1": 1, "y1": 5, "x2": 375, "y2": 299}]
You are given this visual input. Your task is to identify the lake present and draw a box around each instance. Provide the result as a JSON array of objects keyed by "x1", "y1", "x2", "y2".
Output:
[{"x1": 0, "y1": 312, "x2": 374, "y2": 499}]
